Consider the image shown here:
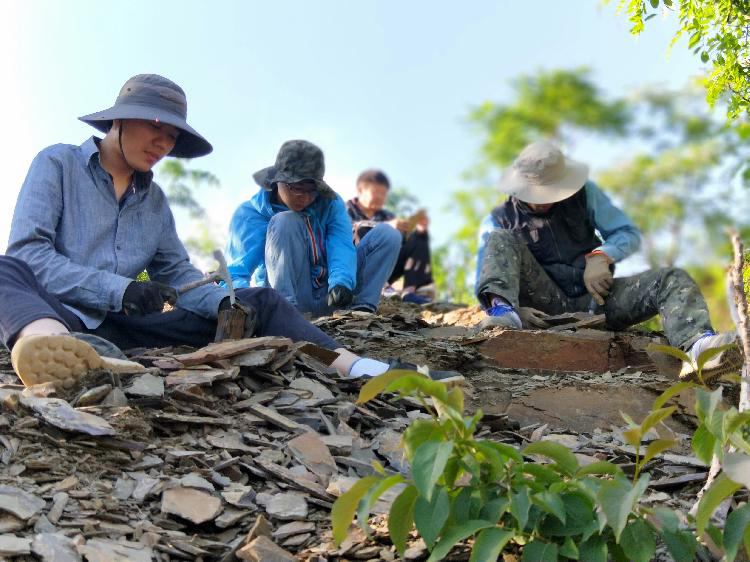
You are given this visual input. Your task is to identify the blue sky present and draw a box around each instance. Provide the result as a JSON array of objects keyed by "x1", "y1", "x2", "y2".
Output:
[{"x1": 1, "y1": 0, "x2": 705, "y2": 262}]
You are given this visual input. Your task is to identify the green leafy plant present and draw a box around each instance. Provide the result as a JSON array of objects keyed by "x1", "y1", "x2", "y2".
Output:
[{"x1": 330, "y1": 368, "x2": 733, "y2": 561}]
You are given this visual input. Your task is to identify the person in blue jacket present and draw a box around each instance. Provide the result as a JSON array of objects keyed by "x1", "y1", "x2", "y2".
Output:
[
  {"x1": 474, "y1": 140, "x2": 741, "y2": 381},
  {"x1": 226, "y1": 140, "x2": 402, "y2": 316}
]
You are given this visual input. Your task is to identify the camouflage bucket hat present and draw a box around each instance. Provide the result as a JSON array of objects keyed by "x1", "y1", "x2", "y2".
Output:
[
  {"x1": 78, "y1": 74, "x2": 212, "y2": 158},
  {"x1": 253, "y1": 140, "x2": 336, "y2": 199}
]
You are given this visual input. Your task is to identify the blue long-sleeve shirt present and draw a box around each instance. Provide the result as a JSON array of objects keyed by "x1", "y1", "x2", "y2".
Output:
[
  {"x1": 225, "y1": 188, "x2": 357, "y2": 290},
  {"x1": 7, "y1": 137, "x2": 227, "y2": 328},
  {"x1": 475, "y1": 181, "x2": 641, "y2": 293}
]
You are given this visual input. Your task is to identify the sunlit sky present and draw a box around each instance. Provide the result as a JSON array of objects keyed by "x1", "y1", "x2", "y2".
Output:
[{"x1": 1, "y1": 0, "x2": 705, "y2": 265}]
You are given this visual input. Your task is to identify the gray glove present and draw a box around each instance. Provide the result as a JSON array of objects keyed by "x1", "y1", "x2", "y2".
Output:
[{"x1": 518, "y1": 307, "x2": 550, "y2": 329}]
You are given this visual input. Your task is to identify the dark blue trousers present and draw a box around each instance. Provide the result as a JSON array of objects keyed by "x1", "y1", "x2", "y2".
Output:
[{"x1": 0, "y1": 255, "x2": 339, "y2": 352}]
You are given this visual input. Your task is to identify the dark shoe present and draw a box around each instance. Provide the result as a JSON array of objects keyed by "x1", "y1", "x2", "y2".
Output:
[
  {"x1": 350, "y1": 305, "x2": 375, "y2": 313},
  {"x1": 402, "y1": 292, "x2": 431, "y2": 305},
  {"x1": 388, "y1": 359, "x2": 465, "y2": 385},
  {"x1": 71, "y1": 333, "x2": 128, "y2": 360}
]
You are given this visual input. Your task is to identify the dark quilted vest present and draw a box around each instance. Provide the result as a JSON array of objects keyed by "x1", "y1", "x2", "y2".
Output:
[{"x1": 490, "y1": 187, "x2": 601, "y2": 297}]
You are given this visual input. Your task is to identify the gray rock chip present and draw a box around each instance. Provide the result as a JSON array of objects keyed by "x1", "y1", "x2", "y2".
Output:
[
  {"x1": 0, "y1": 486, "x2": 46, "y2": 520},
  {"x1": 31, "y1": 532, "x2": 81, "y2": 561},
  {"x1": 265, "y1": 492, "x2": 308, "y2": 521},
  {"x1": 125, "y1": 373, "x2": 164, "y2": 398}
]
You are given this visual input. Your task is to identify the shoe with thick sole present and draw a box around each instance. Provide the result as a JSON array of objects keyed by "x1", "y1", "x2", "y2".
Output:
[
  {"x1": 11, "y1": 334, "x2": 145, "y2": 389},
  {"x1": 679, "y1": 332, "x2": 744, "y2": 382}
]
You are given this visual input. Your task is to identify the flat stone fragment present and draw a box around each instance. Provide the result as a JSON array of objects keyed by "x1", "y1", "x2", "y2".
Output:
[
  {"x1": 77, "y1": 538, "x2": 153, "y2": 562},
  {"x1": 178, "y1": 472, "x2": 215, "y2": 491},
  {"x1": 215, "y1": 507, "x2": 252, "y2": 529},
  {"x1": 19, "y1": 395, "x2": 115, "y2": 436},
  {"x1": 222, "y1": 486, "x2": 257, "y2": 508},
  {"x1": 230, "y1": 348, "x2": 277, "y2": 367},
  {"x1": 286, "y1": 431, "x2": 338, "y2": 485},
  {"x1": 174, "y1": 337, "x2": 292, "y2": 366},
  {"x1": 0, "y1": 485, "x2": 46, "y2": 519},
  {"x1": 289, "y1": 377, "x2": 334, "y2": 400},
  {"x1": 125, "y1": 373, "x2": 164, "y2": 397},
  {"x1": 112, "y1": 477, "x2": 135, "y2": 500},
  {"x1": 76, "y1": 384, "x2": 112, "y2": 406},
  {"x1": 265, "y1": 492, "x2": 308, "y2": 521},
  {"x1": 320, "y1": 434, "x2": 354, "y2": 455},
  {"x1": 373, "y1": 428, "x2": 408, "y2": 473},
  {"x1": 161, "y1": 487, "x2": 222, "y2": 524},
  {"x1": 47, "y1": 492, "x2": 68, "y2": 524},
  {"x1": 0, "y1": 513, "x2": 26, "y2": 533},
  {"x1": 206, "y1": 430, "x2": 254, "y2": 452},
  {"x1": 101, "y1": 387, "x2": 128, "y2": 406},
  {"x1": 272, "y1": 520, "x2": 315, "y2": 540},
  {"x1": 0, "y1": 534, "x2": 31, "y2": 556},
  {"x1": 130, "y1": 454, "x2": 163, "y2": 470},
  {"x1": 236, "y1": 535, "x2": 296, "y2": 562},
  {"x1": 165, "y1": 368, "x2": 238, "y2": 386},
  {"x1": 130, "y1": 473, "x2": 159, "y2": 503},
  {"x1": 281, "y1": 533, "x2": 310, "y2": 547},
  {"x1": 31, "y1": 532, "x2": 81, "y2": 562}
]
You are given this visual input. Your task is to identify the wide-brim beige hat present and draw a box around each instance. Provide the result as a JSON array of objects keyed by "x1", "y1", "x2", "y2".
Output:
[{"x1": 499, "y1": 140, "x2": 589, "y2": 204}]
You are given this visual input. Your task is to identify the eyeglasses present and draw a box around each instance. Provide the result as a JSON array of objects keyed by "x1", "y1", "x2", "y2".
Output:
[{"x1": 281, "y1": 182, "x2": 318, "y2": 197}]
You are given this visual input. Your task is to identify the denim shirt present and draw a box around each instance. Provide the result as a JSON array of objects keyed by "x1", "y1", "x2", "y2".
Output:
[
  {"x1": 474, "y1": 181, "x2": 641, "y2": 293},
  {"x1": 7, "y1": 137, "x2": 227, "y2": 328}
]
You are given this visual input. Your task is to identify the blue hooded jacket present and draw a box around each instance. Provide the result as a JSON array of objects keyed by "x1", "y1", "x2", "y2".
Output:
[{"x1": 225, "y1": 187, "x2": 357, "y2": 290}]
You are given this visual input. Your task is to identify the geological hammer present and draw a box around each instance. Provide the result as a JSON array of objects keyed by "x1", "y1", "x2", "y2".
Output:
[{"x1": 177, "y1": 249, "x2": 236, "y2": 306}]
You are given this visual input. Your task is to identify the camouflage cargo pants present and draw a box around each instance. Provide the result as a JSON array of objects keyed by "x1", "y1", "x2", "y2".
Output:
[{"x1": 477, "y1": 230, "x2": 713, "y2": 350}]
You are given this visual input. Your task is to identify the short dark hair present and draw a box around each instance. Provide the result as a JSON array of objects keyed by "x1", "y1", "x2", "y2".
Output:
[{"x1": 357, "y1": 169, "x2": 390, "y2": 189}]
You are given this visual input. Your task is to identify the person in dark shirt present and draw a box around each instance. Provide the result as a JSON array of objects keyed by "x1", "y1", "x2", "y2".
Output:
[{"x1": 346, "y1": 169, "x2": 435, "y2": 303}]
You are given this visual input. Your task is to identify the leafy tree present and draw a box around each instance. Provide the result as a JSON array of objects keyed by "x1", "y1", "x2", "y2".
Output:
[
  {"x1": 611, "y1": 0, "x2": 750, "y2": 117},
  {"x1": 598, "y1": 86, "x2": 750, "y2": 269},
  {"x1": 157, "y1": 159, "x2": 223, "y2": 267}
]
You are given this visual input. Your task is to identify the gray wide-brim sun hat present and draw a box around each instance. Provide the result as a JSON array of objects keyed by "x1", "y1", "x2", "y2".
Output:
[
  {"x1": 253, "y1": 139, "x2": 336, "y2": 199},
  {"x1": 78, "y1": 74, "x2": 212, "y2": 158},
  {"x1": 499, "y1": 140, "x2": 589, "y2": 204}
]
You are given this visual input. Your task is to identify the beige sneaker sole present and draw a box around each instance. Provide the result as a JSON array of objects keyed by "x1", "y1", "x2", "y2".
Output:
[
  {"x1": 679, "y1": 343, "x2": 744, "y2": 383},
  {"x1": 10, "y1": 335, "x2": 146, "y2": 389}
]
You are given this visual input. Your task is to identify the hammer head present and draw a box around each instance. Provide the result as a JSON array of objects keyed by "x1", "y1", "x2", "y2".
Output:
[{"x1": 212, "y1": 250, "x2": 235, "y2": 306}]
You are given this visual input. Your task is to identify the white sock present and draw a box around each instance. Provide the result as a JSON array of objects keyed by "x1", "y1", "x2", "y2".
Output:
[
  {"x1": 348, "y1": 358, "x2": 390, "y2": 378},
  {"x1": 18, "y1": 318, "x2": 69, "y2": 339}
]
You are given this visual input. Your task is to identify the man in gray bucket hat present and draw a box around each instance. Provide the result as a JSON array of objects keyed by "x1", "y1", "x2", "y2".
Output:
[
  {"x1": 474, "y1": 140, "x2": 742, "y2": 382},
  {"x1": 225, "y1": 140, "x2": 403, "y2": 316},
  {"x1": 0, "y1": 75, "x2": 446, "y2": 387}
]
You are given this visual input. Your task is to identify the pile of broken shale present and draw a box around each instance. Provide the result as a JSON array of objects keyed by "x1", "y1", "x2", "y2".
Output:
[{"x1": 0, "y1": 301, "x2": 728, "y2": 560}]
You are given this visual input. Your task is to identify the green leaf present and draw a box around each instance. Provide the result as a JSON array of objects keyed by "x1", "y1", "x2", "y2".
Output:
[
  {"x1": 427, "y1": 519, "x2": 494, "y2": 562},
  {"x1": 697, "y1": 343, "x2": 734, "y2": 372},
  {"x1": 622, "y1": 427, "x2": 642, "y2": 447},
  {"x1": 522, "y1": 539, "x2": 558, "y2": 561},
  {"x1": 523, "y1": 440, "x2": 579, "y2": 476},
  {"x1": 357, "y1": 370, "x2": 424, "y2": 404},
  {"x1": 559, "y1": 536, "x2": 578, "y2": 559},
  {"x1": 412, "y1": 440, "x2": 454, "y2": 501},
  {"x1": 479, "y1": 497, "x2": 509, "y2": 523},
  {"x1": 357, "y1": 474, "x2": 404, "y2": 536},
  {"x1": 597, "y1": 474, "x2": 650, "y2": 542},
  {"x1": 696, "y1": 387, "x2": 724, "y2": 435},
  {"x1": 533, "y1": 491, "x2": 566, "y2": 523},
  {"x1": 470, "y1": 528, "x2": 514, "y2": 562},
  {"x1": 651, "y1": 507, "x2": 697, "y2": 561},
  {"x1": 331, "y1": 475, "x2": 380, "y2": 545},
  {"x1": 522, "y1": 462, "x2": 562, "y2": 484},
  {"x1": 414, "y1": 486, "x2": 450, "y2": 549},
  {"x1": 386, "y1": 375, "x2": 449, "y2": 404},
  {"x1": 511, "y1": 487, "x2": 531, "y2": 530},
  {"x1": 578, "y1": 533, "x2": 607, "y2": 562},
  {"x1": 701, "y1": 51, "x2": 710, "y2": 63},
  {"x1": 696, "y1": 473, "x2": 742, "y2": 535},
  {"x1": 724, "y1": 503, "x2": 750, "y2": 562},
  {"x1": 539, "y1": 491, "x2": 595, "y2": 537},
  {"x1": 642, "y1": 438, "x2": 677, "y2": 464},
  {"x1": 727, "y1": 411, "x2": 750, "y2": 435},
  {"x1": 647, "y1": 343, "x2": 691, "y2": 364},
  {"x1": 649, "y1": 0, "x2": 659, "y2": 8},
  {"x1": 723, "y1": 452, "x2": 750, "y2": 488},
  {"x1": 445, "y1": 386, "x2": 464, "y2": 413},
  {"x1": 389, "y1": 485, "x2": 418, "y2": 557},
  {"x1": 620, "y1": 518, "x2": 656, "y2": 562},
  {"x1": 403, "y1": 419, "x2": 443, "y2": 460},
  {"x1": 652, "y1": 381, "x2": 693, "y2": 410},
  {"x1": 477, "y1": 440, "x2": 523, "y2": 463},
  {"x1": 576, "y1": 460, "x2": 623, "y2": 477},
  {"x1": 640, "y1": 406, "x2": 676, "y2": 434},
  {"x1": 692, "y1": 423, "x2": 717, "y2": 465}
]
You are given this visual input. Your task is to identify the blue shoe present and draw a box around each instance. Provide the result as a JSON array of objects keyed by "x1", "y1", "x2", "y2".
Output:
[
  {"x1": 473, "y1": 303, "x2": 522, "y2": 333},
  {"x1": 402, "y1": 292, "x2": 431, "y2": 305}
]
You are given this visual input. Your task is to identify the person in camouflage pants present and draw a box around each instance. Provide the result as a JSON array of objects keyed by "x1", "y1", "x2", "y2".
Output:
[{"x1": 475, "y1": 141, "x2": 740, "y2": 380}]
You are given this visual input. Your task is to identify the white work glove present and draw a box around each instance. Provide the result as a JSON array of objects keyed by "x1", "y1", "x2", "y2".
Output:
[
  {"x1": 583, "y1": 252, "x2": 614, "y2": 306},
  {"x1": 518, "y1": 307, "x2": 550, "y2": 329}
]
